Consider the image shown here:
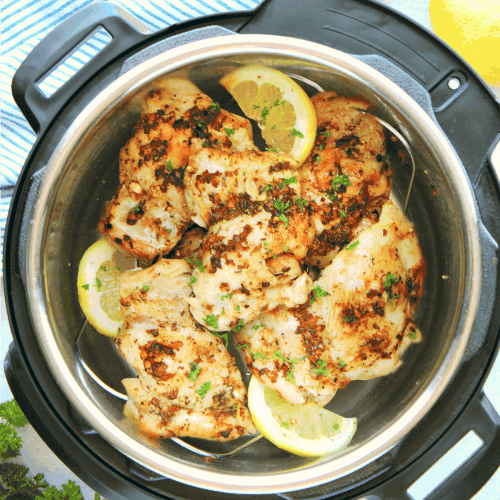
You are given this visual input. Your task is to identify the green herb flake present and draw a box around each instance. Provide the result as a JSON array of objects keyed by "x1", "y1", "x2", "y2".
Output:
[
  {"x1": 333, "y1": 423, "x2": 340, "y2": 430},
  {"x1": 225, "y1": 127, "x2": 235, "y2": 136},
  {"x1": 273, "y1": 351, "x2": 307, "y2": 384},
  {"x1": 186, "y1": 255, "x2": 205, "y2": 273},
  {"x1": 201, "y1": 140, "x2": 210, "y2": 148},
  {"x1": 188, "y1": 362, "x2": 201, "y2": 382},
  {"x1": 203, "y1": 314, "x2": 219, "y2": 330},
  {"x1": 209, "y1": 102, "x2": 220, "y2": 112},
  {"x1": 95, "y1": 278, "x2": 102, "y2": 292},
  {"x1": 409, "y1": 331, "x2": 417, "y2": 339},
  {"x1": 233, "y1": 404, "x2": 238, "y2": 410},
  {"x1": 236, "y1": 305, "x2": 241, "y2": 311},
  {"x1": 314, "y1": 154, "x2": 321, "y2": 162},
  {"x1": 81, "y1": 284, "x2": 90, "y2": 291},
  {"x1": 153, "y1": 155, "x2": 159, "y2": 160},
  {"x1": 290, "y1": 128, "x2": 304, "y2": 138},
  {"x1": 166, "y1": 228, "x2": 172, "y2": 234},
  {"x1": 261, "y1": 106, "x2": 269, "y2": 123},
  {"x1": 166, "y1": 161, "x2": 174, "y2": 171},
  {"x1": 343, "y1": 314, "x2": 357, "y2": 323},
  {"x1": 295, "y1": 198, "x2": 308, "y2": 212},
  {"x1": 385, "y1": 272, "x2": 401, "y2": 306},
  {"x1": 338, "y1": 360, "x2": 346, "y2": 369},
  {"x1": 313, "y1": 359, "x2": 332, "y2": 377},
  {"x1": 196, "y1": 381, "x2": 211, "y2": 399},
  {"x1": 345, "y1": 240, "x2": 360, "y2": 251},
  {"x1": 332, "y1": 173, "x2": 352, "y2": 191},
  {"x1": 252, "y1": 324, "x2": 265, "y2": 331},
  {"x1": 280, "y1": 421, "x2": 290, "y2": 428},
  {"x1": 142, "y1": 284, "x2": 150, "y2": 291},
  {"x1": 189, "y1": 276, "x2": 197, "y2": 287},
  {"x1": 253, "y1": 104, "x2": 260, "y2": 109},
  {"x1": 324, "y1": 131, "x2": 332, "y2": 138},
  {"x1": 341, "y1": 209, "x2": 347, "y2": 218},
  {"x1": 318, "y1": 144, "x2": 324, "y2": 151},
  {"x1": 233, "y1": 319, "x2": 245, "y2": 333},
  {"x1": 115, "y1": 265, "x2": 121, "y2": 271},
  {"x1": 279, "y1": 176, "x2": 298, "y2": 189},
  {"x1": 220, "y1": 293, "x2": 232, "y2": 301}
]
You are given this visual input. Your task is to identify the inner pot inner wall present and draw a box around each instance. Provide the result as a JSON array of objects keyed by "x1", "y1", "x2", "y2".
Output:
[{"x1": 40, "y1": 53, "x2": 465, "y2": 474}]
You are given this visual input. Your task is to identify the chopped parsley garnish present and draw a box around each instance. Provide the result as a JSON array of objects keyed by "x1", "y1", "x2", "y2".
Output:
[
  {"x1": 233, "y1": 319, "x2": 245, "y2": 333},
  {"x1": 252, "y1": 324, "x2": 265, "y2": 331},
  {"x1": 345, "y1": 240, "x2": 360, "y2": 251},
  {"x1": 189, "y1": 276, "x2": 197, "y2": 286},
  {"x1": 274, "y1": 198, "x2": 291, "y2": 228},
  {"x1": 280, "y1": 421, "x2": 290, "y2": 428},
  {"x1": 279, "y1": 176, "x2": 298, "y2": 189},
  {"x1": 318, "y1": 144, "x2": 324, "y2": 151},
  {"x1": 142, "y1": 284, "x2": 150, "y2": 291},
  {"x1": 213, "y1": 331, "x2": 228, "y2": 347},
  {"x1": 295, "y1": 198, "x2": 308, "y2": 212},
  {"x1": 201, "y1": 140, "x2": 210, "y2": 148},
  {"x1": 333, "y1": 423, "x2": 340, "y2": 430},
  {"x1": 313, "y1": 359, "x2": 332, "y2": 376},
  {"x1": 209, "y1": 102, "x2": 220, "y2": 112},
  {"x1": 188, "y1": 362, "x2": 201, "y2": 381},
  {"x1": 341, "y1": 209, "x2": 347, "y2": 218},
  {"x1": 265, "y1": 146, "x2": 279, "y2": 152},
  {"x1": 314, "y1": 154, "x2": 321, "y2": 162},
  {"x1": 225, "y1": 127, "x2": 235, "y2": 136},
  {"x1": 233, "y1": 404, "x2": 238, "y2": 410},
  {"x1": 203, "y1": 314, "x2": 219, "y2": 330},
  {"x1": 283, "y1": 245, "x2": 287, "y2": 252},
  {"x1": 236, "y1": 305, "x2": 240, "y2": 311},
  {"x1": 100, "y1": 265, "x2": 107, "y2": 271},
  {"x1": 220, "y1": 293, "x2": 232, "y2": 301},
  {"x1": 196, "y1": 381, "x2": 211, "y2": 399},
  {"x1": 261, "y1": 106, "x2": 269, "y2": 123},
  {"x1": 153, "y1": 155, "x2": 159, "y2": 160},
  {"x1": 115, "y1": 265, "x2": 121, "y2": 271},
  {"x1": 237, "y1": 343, "x2": 269, "y2": 360},
  {"x1": 273, "y1": 351, "x2": 307, "y2": 383},
  {"x1": 338, "y1": 360, "x2": 346, "y2": 369},
  {"x1": 166, "y1": 161, "x2": 174, "y2": 171},
  {"x1": 409, "y1": 331, "x2": 417, "y2": 339},
  {"x1": 324, "y1": 131, "x2": 332, "y2": 138},
  {"x1": 186, "y1": 255, "x2": 205, "y2": 273},
  {"x1": 81, "y1": 284, "x2": 90, "y2": 291},
  {"x1": 95, "y1": 278, "x2": 102, "y2": 292},
  {"x1": 343, "y1": 314, "x2": 357, "y2": 323},
  {"x1": 385, "y1": 272, "x2": 400, "y2": 306},
  {"x1": 290, "y1": 128, "x2": 304, "y2": 138},
  {"x1": 253, "y1": 104, "x2": 260, "y2": 109},
  {"x1": 166, "y1": 228, "x2": 172, "y2": 234},
  {"x1": 310, "y1": 285, "x2": 329, "y2": 304},
  {"x1": 331, "y1": 174, "x2": 352, "y2": 191}
]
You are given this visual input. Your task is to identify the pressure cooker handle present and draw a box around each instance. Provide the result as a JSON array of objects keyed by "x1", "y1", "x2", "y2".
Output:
[{"x1": 11, "y1": 2, "x2": 148, "y2": 135}]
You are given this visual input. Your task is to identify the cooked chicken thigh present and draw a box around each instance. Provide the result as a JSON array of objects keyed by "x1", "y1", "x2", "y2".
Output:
[
  {"x1": 300, "y1": 91, "x2": 392, "y2": 269},
  {"x1": 235, "y1": 200, "x2": 425, "y2": 406},
  {"x1": 116, "y1": 258, "x2": 256, "y2": 440},
  {"x1": 98, "y1": 78, "x2": 255, "y2": 262},
  {"x1": 184, "y1": 148, "x2": 315, "y2": 332}
]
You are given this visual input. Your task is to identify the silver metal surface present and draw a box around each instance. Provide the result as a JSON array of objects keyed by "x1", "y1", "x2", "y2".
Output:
[{"x1": 23, "y1": 35, "x2": 481, "y2": 494}]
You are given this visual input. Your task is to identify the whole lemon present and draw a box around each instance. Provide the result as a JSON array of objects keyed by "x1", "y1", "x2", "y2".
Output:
[{"x1": 429, "y1": 0, "x2": 500, "y2": 86}]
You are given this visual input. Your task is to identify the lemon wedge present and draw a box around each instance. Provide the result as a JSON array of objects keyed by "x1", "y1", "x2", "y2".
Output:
[
  {"x1": 219, "y1": 65, "x2": 317, "y2": 165},
  {"x1": 248, "y1": 376, "x2": 357, "y2": 457},
  {"x1": 77, "y1": 239, "x2": 136, "y2": 337},
  {"x1": 430, "y1": 0, "x2": 500, "y2": 86}
]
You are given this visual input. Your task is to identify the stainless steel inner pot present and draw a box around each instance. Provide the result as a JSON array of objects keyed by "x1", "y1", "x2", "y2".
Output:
[{"x1": 23, "y1": 35, "x2": 481, "y2": 494}]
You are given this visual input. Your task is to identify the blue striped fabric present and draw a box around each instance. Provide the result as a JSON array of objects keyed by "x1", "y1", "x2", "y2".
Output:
[{"x1": 0, "y1": 0, "x2": 260, "y2": 274}]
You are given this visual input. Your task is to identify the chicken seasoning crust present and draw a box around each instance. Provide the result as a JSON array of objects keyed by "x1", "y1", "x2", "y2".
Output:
[{"x1": 96, "y1": 77, "x2": 425, "y2": 441}]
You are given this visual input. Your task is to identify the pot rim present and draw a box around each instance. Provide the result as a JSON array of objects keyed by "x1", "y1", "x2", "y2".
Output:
[{"x1": 25, "y1": 34, "x2": 481, "y2": 494}]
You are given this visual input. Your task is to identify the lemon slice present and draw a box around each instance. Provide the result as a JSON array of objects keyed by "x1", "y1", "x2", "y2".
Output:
[
  {"x1": 219, "y1": 65, "x2": 317, "y2": 165},
  {"x1": 248, "y1": 376, "x2": 357, "y2": 457},
  {"x1": 77, "y1": 239, "x2": 136, "y2": 337}
]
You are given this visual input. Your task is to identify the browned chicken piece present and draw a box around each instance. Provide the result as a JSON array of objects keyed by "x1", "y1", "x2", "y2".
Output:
[
  {"x1": 300, "y1": 91, "x2": 392, "y2": 269},
  {"x1": 166, "y1": 226, "x2": 206, "y2": 260},
  {"x1": 98, "y1": 78, "x2": 255, "y2": 263},
  {"x1": 116, "y1": 258, "x2": 256, "y2": 440},
  {"x1": 183, "y1": 148, "x2": 315, "y2": 332},
  {"x1": 235, "y1": 201, "x2": 425, "y2": 406}
]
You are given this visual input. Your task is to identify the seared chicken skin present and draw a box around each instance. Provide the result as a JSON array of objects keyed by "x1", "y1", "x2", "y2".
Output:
[
  {"x1": 235, "y1": 201, "x2": 425, "y2": 406},
  {"x1": 184, "y1": 148, "x2": 315, "y2": 332},
  {"x1": 300, "y1": 92, "x2": 392, "y2": 269},
  {"x1": 116, "y1": 258, "x2": 256, "y2": 440},
  {"x1": 98, "y1": 78, "x2": 255, "y2": 262}
]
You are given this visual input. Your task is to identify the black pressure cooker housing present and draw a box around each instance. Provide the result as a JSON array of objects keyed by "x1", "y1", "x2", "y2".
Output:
[{"x1": 4, "y1": 1, "x2": 500, "y2": 499}]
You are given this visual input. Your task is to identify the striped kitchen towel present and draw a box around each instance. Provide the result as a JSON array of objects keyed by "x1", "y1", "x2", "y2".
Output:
[{"x1": 1, "y1": 0, "x2": 260, "y2": 275}]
